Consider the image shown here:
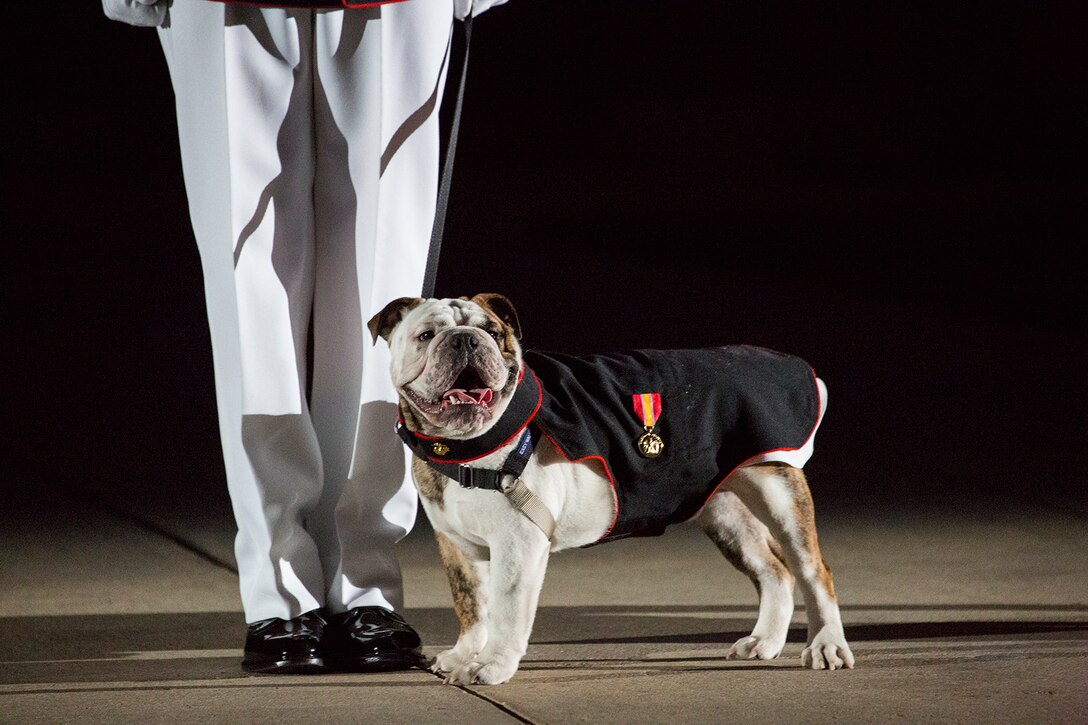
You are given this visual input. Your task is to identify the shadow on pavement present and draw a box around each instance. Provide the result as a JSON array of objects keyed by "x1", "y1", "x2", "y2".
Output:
[{"x1": 4, "y1": 605, "x2": 1085, "y2": 686}]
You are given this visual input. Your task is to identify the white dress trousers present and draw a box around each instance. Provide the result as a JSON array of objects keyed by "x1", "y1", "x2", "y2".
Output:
[{"x1": 158, "y1": 0, "x2": 453, "y2": 623}]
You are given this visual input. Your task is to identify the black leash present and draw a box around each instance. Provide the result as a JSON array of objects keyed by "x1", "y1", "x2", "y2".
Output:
[
  {"x1": 421, "y1": 13, "x2": 473, "y2": 298},
  {"x1": 405, "y1": 16, "x2": 556, "y2": 540}
]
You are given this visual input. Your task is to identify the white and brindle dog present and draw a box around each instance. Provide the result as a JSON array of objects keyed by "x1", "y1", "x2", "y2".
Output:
[{"x1": 368, "y1": 293, "x2": 854, "y2": 685}]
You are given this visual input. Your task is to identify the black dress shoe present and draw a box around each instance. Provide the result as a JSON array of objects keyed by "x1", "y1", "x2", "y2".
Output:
[
  {"x1": 326, "y1": 607, "x2": 426, "y2": 672},
  {"x1": 241, "y1": 609, "x2": 331, "y2": 674}
]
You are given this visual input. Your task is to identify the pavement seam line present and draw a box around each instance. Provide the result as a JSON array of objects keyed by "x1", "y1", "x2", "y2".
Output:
[
  {"x1": 78, "y1": 493, "x2": 239, "y2": 574},
  {"x1": 426, "y1": 670, "x2": 539, "y2": 723}
]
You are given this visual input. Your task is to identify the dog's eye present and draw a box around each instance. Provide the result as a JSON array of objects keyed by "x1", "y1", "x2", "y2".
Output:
[
  {"x1": 486, "y1": 329, "x2": 501, "y2": 340},
  {"x1": 417, "y1": 330, "x2": 435, "y2": 342}
]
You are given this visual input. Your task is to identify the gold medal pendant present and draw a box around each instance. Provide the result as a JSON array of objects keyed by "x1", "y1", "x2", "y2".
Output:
[
  {"x1": 632, "y1": 392, "x2": 666, "y2": 458},
  {"x1": 637, "y1": 425, "x2": 665, "y2": 458}
]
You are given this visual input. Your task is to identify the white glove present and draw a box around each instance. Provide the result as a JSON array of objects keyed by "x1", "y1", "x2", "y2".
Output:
[
  {"x1": 102, "y1": 0, "x2": 167, "y2": 27},
  {"x1": 454, "y1": 0, "x2": 509, "y2": 20}
]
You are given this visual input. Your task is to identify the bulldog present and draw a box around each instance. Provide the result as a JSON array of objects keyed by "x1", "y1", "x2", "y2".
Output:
[{"x1": 368, "y1": 293, "x2": 854, "y2": 685}]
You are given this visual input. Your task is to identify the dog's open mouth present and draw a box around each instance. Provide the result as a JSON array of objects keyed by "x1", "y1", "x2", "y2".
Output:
[
  {"x1": 441, "y1": 366, "x2": 494, "y2": 407},
  {"x1": 403, "y1": 365, "x2": 496, "y2": 414}
]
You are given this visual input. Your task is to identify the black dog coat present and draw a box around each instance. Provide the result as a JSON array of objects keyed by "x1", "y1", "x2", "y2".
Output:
[{"x1": 525, "y1": 346, "x2": 824, "y2": 543}]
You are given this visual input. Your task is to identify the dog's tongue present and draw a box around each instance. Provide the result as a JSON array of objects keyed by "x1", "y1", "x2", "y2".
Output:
[{"x1": 445, "y1": 388, "x2": 494, "y2": 405}]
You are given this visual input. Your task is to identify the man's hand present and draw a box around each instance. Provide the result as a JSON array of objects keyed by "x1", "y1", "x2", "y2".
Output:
[
  {"x1": 454, "y1": 0, "x2": 509, "y2": 20},
  {"x1": 102, "y1": 0, "x2": 167, "y2": 27}
]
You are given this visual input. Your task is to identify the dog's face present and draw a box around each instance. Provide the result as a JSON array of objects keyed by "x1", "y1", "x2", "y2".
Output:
[{"x1": 368, "y1": 294, "x2": 523, "y2": 438}]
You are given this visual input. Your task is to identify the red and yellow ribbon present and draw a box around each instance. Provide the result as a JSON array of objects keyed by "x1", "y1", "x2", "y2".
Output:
[{"x1": 632, "y1": 393, "x2": 662, "y2": 427}]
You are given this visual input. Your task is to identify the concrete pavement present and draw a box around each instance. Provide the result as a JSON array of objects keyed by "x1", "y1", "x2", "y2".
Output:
[{"x1": 2, "y1": 487, "x2": 1086, "y2": 724}]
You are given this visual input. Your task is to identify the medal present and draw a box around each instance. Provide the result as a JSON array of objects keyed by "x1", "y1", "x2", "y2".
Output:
[
  {"x1": 432, "y1": 442, "x2": 450, "y2": 456},
  {"x1": 632, "y1": 393, "x2": 665, "y2": 458},
  {"x1": 637, "y1": 429, "x2": 665, "y2": 458}
]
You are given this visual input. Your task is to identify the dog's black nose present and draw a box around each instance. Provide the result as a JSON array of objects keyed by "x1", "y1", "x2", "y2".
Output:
[{"x1": 450, "y1": 331, "x2": 480, "y2": 351}]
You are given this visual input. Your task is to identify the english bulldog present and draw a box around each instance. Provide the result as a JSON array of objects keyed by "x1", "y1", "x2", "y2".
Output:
[{"x1": 368, "y1": 293, "x2": 854, "y2": 685}]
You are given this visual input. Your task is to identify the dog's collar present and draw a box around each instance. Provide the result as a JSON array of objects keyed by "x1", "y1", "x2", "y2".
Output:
[{"x1": 396, "y1": 364, "x2": 543, "y2": 475}]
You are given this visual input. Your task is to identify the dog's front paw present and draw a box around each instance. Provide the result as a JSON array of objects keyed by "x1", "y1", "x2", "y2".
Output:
[
  {"x1": 431, "y1": 647, "x2": 476, "y2": 674},
  {"x1": 444, "y1": 653, "x2": 519, "y2": 685},
  {"x1": 728, "y1": 634, "x2": 786, "y2": 661},
  {"x1": 801, "y1": 627, "x2": 855, "y2": 670}
]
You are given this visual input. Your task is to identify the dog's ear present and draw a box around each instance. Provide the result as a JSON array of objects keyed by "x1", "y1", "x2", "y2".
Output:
[
  {"x1": 471, "y1": 293, "x2": 522, "y2": 340},
  {"x1": 367, "y1": 297, "x2": 424, "y2": 344}
]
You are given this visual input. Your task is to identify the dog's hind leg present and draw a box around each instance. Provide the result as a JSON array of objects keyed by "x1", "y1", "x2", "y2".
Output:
[
  {"x1": 698, "y1": 490, "x2": 795, "y2": 661},
  {"x1": 432, "y1": 532, "x2": 490, "y2": 676},
  {"x1": 721, "y1": 463, "x2": 855, "y2": 670}
]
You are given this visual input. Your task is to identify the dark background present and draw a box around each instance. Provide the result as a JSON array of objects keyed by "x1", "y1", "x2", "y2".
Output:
[{"x1": 5, "y1": 2, "x2": 1086, "y2": 517}]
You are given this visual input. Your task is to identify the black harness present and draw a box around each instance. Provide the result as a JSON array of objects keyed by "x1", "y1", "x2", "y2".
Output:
[{"x1": 396, "y1": 368, "x2": 543, "y2": 492}]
